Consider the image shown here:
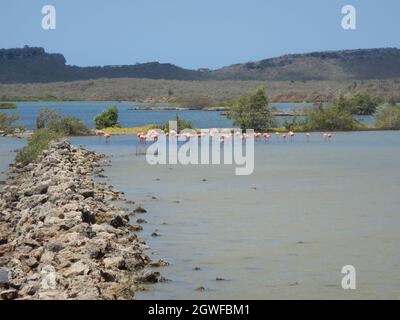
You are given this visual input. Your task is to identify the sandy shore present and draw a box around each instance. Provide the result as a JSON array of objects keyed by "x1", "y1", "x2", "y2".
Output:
[{"x1": 0, "y1": 139, "x2": 164, "y2": 300}]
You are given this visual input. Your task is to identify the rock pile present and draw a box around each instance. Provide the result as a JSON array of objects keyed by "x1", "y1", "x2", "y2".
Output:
[{"x1": 0, "y1": 139, "x2": 158, "y2": 299}]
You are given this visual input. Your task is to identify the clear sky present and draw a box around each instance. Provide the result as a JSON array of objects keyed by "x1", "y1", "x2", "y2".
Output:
[{"x1": 1, "y1": 0, "x2": 399, "y2": 69}]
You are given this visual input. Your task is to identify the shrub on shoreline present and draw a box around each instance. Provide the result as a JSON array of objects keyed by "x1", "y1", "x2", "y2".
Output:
[
  {"x1": 303, "y1": 105, "x2": 359, "y2": 131},
  {"x1": 0, "y1": 112, "x2": 23, "y2": 133},
  {"x1": 48, "y1": 116, "x2": 91, "y2": 136},
  {"x1": 281, "y1": 105, "x2": 359, "y2": 131},
  {"x1": 375, "y1": 105, "x2": 400, "y2": 129},
  {"x1": 333, "y1": 93, "x2": 380, "y2": 115},
  {"x1": 227, "y1": 88, "x2": 276, "y2": 131},
  {"x1": 36, "y1": 107, "x2": 90, "y2": 135},
  {"x1": 159, "y1": 114, "x2": 194, "y2": 132},
  {"x1": 16, "y1": 129, "x2": 63, "y2": 165},
  {"x1": 36, "y1": 108, "x2": 62, "y2": 129},
  {"x1": 94, "y1": 106, "x2": 120, "y2": 129}
]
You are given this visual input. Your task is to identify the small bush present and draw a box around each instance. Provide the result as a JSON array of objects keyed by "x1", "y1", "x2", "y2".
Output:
[
  {"x1": 36, "y1": 108, "x2": 89, "y2": 135},
  {"x1": 36, "y1": 108, "x2": 62, "y2": 129},
  {"x1": 48, "y1": 116, "x2": 90, "y2": 135},
  {"x1": 159, "y1": 114, "x2": 194, "y2": 132},
  {"x1": 375, "y1": 106, "x2": 400, "y2": 129},
  {"x1": 303, "y1": 105, "x2": 358, "y2": 131},
  {"x1": 16, "y1": 129, "x2": 63, "y2": 165},
  {"x1": 227, "y1": 88, "x2": 276, "y2": 131},
  {"x1": 282, "y1": 117, "x2": 306, "y2": 131},
  {"x1": 333, "y1": 93, "x2": 380, "y2": 115},
  {"x1": 94, "y1": 106, "x2": 119, "y2": 129},
  {"x1": 0, "y1": 112, "x2": 21, "y2": 133}
]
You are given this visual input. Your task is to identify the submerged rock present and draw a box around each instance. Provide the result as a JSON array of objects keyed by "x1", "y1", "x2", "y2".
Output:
[
  {"x1": 133, "y1": 206, "x2": 147, "y2": 214},
  {"x1": 149, "y1": 259, "x2": 169, "y2": 267}
]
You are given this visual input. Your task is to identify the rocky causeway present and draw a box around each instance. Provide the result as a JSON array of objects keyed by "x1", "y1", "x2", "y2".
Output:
[{"x1": 0, "y1": 139, "x2": 161, "y2": 300}]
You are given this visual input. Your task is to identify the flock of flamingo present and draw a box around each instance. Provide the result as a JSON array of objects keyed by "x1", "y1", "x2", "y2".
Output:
[{"x1": 95, "y1": 129, "x2": 333, "y2": 143}]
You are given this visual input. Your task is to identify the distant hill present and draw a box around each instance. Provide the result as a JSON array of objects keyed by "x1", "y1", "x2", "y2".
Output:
[
  {"x1": 1, "y1": 46, "x2": 400, "y2": 83},
  {"x1": 211, "y1": 48, "x2": 400, "y2": 81},
  {"x1": 0, "y1": 47, "x2": 204, "y2": 83}
]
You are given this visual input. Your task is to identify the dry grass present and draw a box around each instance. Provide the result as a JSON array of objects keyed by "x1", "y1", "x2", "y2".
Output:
[{"x1": 1, "y1": 78, "x2": 399, "y2": 102}]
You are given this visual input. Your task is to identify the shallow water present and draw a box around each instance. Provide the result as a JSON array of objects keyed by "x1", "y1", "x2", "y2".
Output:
[
  {"x1": 1, "y1": 132, "x2": 399, "y2": 299},
  {"x1": 0, "y1": 137, "x2": 26, "y2": 188},
  {"x1": 70, "y1": 131, "x2": 400, "y2": 299},
  {"x1": 0, "y1": 270, "x2": 8, "y2": 282}
]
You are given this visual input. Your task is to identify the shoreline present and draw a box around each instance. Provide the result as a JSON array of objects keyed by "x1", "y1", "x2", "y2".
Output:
[
  {"x1": 0, "y1": 139, "x2": 163, "y2": 300},
  {"x1": 2, "y1": 125, "x2": 399, "y2": 140},
  {"x1": 102, "y1": 126, "x2": 400, "y2": 135}
]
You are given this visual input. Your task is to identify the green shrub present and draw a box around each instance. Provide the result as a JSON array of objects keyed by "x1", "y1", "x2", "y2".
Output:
[
  {"x1": 48, "y1": 116, "x2": 90, "y2": 135},
  {"x1": 0, "y1": 103, "x2": 17, "y2": 109},
  {"x1": 303, "y1": 105, "x2": 358, "y2": 131},
  {"x1": 333, "y1": 93, "x2": 379, "y2": 115},
  {"x1": 36, "y1": 108, "x2": 62, "y2": 129},
  {"x1": 36, "y1": 108, "x2": 89, "y2": 135},
  {"x1": 159, "y1": 114, "x2": 194, "y2": 132},
  {"x1": 227, "y1": 88, "x2": 276, "y2": 130},
  {"x1": 16, "y1": 129, "x2": 63, "y2": 165},
  {"x1": 388, "y1": 96, "x2": 397, "y2": 107},
  {"x1": 0, "y1": 112, "x2": 21, "y2": 133},
  {"x1": 375, "y1": 106, "x2": 400, "y2": 129},
  {"x1": 282, "y1": 117, "x2": 306, "y2": 131},
  {"x1": 94, "y1": 106, "x2": 120, "y2": 129}
]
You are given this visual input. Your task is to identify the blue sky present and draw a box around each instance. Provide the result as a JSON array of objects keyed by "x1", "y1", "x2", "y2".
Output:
[{"x1": 1, "y1": 0, "x2": 399, "y2": 69}]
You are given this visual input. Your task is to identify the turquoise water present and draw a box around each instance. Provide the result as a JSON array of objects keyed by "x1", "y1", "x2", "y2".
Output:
[
  {"x1": 1, "y1": 131, "x2": 399, "y2": 299},
  {"x1": 0, "y1": 101, "x2": 342, "y2": 129}
]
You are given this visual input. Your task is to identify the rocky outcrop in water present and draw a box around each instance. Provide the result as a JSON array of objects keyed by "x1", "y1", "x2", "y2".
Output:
[{"x1": 0, "y1": 139, "x2": 159, "y2": 300}]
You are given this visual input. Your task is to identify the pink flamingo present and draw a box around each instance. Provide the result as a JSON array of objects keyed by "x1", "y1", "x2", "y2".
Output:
[
  {"x1": 305, "y1": 132, "x2": 311, "y2": 142},
  {"x1": 138, "y1": 134, "x2": 147, "y2": 143},
  {"x1": 220, "y1": 133, "x2": 231, "y2": 144},
  {"x1": 263, "y1": 133, "x2": 271, "y2": 143},
  {"x1": 282, "y1": 133, "x2": 287, "y2": 142},
  {"x1": 95, "y1": 130, "x2": 104, "y2": 136},
  {"x1": 288, "y1": 131, "x2": 295, "y2": 142},
  {"x1": 104, "y1": 133, "x2": 111, "y2": 143},
  {"x1": 169, "y1": 130, "x2": 177, "y2": 137},
  {"x1": 275, "y1": 132, "x2": 280, "y2": 142}
]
